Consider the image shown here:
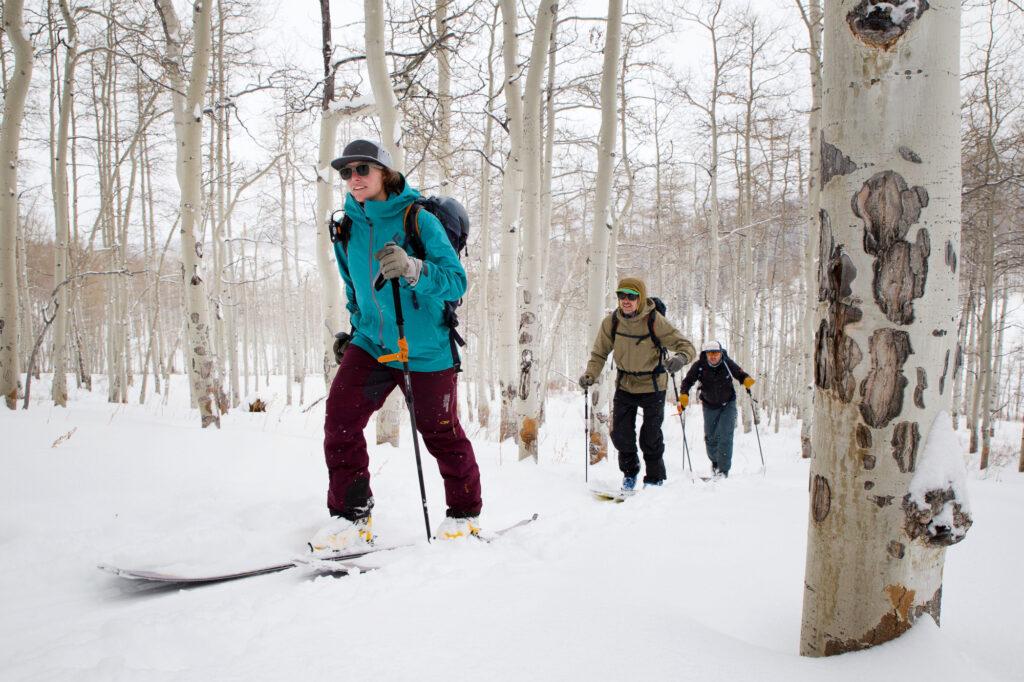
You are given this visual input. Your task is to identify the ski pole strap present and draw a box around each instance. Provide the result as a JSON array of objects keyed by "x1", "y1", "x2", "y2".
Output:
[{"x1": 377, "y1": 337, "x2": 409, "y2": 364}]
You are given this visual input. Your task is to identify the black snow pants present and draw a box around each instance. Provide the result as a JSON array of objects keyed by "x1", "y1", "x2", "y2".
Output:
[{"x1": 611, "y1": 388, "x2": 667, "y2": 484}]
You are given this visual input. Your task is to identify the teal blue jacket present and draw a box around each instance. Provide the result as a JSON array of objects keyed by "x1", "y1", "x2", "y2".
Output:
[{"x1": 334, "y1": 179, "x2": 466, "y2": 372}]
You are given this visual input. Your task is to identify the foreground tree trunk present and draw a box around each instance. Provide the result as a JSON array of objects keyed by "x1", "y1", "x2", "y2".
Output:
[
  {"x1": 154, "y1": 0, "x2": 226, "y2": 427},
  {"x1": 801, "y1": 0, "x2": 971, "y2": 656},
  {"x1": 0, "y1": 0, "x2": 33, "y2": 409}
]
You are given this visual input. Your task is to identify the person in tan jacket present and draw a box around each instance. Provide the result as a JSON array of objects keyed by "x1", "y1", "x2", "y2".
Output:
[{"x1": 579, "y1": 277, "x2": 696, "y2": 490}]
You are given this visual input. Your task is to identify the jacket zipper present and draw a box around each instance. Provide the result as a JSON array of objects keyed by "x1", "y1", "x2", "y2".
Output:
[{"x1": 359, "y1": 205, "x2": 385, "y2": 348}]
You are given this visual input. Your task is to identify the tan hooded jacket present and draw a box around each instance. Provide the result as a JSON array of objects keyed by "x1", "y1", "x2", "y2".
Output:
[{"x1": 584, "y1": 278, "x2": 696, "y2": 394}]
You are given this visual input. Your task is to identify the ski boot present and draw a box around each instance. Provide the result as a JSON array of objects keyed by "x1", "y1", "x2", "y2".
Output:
[
  {"x1": 308, "y1": 516, "x2": 373, "y2": 553},
  {"x1": 622, "y1": 476, "x2": 637, "y2": 492},
  {"x1": 435, "y1": 515, "x2": 481, "y2": 540}
]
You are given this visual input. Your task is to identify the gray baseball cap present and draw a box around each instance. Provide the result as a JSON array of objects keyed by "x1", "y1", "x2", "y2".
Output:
[{"x1": 330, "y1": 139, "x2": 394, "y2": 171}]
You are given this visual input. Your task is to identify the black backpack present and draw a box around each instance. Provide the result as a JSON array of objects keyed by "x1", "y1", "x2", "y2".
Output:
[
  {"x1": 328, "y1": 196, "x2": 470, "y2": 370},
  {"x1": 609, "y1": 296, "x2": 669, "y2": 391}
]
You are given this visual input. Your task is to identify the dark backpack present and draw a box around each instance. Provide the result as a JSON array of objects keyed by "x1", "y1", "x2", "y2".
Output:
[
  {"x1": 609, "y1": 296, "x2": 668, "y2": 391},
  {"x1": 328, "y1": 196, "x2": 470, "y2": 370}
]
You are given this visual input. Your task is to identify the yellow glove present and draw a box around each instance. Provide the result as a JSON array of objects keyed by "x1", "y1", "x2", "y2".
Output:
[
  {"x1": 743, "y1": 377, "x2": 755, "y2": 390},
  {"x1": 678, "y1": 394, "x2": 689, "y2": 411}
]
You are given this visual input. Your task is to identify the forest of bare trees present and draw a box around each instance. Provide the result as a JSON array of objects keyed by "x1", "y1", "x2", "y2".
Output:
[
  {"x1": 2, "y1": 0, "x2": 1022, "y2": 459},
  {"x1": 3, "y1": 0, "x2": 1023, "y2": 462}
]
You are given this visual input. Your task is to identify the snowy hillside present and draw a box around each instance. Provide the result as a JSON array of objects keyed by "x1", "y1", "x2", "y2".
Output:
[{"x1": 1, "y1": 376, "x2": 1021, "y2": 681}]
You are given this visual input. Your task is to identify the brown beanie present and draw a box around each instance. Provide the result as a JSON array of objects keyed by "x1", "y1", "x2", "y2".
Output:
[{"x1": 616, "y1": 277, "x2": 648, "y2": 304}]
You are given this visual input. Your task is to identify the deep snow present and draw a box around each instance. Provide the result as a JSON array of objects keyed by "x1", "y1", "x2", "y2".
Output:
[{"x1": 1, "y1": 375, "x2": 1021, "y2": 681}]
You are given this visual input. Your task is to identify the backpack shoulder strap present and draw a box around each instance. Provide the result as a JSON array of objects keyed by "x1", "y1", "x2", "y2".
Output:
[
  {"x1": 647, "y1": 311, "x2": 663, "y2": 352},
  {"x1": 403, "y1": 203, "x2": 427, "y2": 260},
  {"x1": 610, "y1": 312, "x2": 620, "y2": 344}
]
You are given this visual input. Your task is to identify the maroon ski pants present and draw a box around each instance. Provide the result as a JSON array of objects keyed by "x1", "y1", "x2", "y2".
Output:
[{"x1": 323, "y1": 345, "x2": 482, "y2": 521}]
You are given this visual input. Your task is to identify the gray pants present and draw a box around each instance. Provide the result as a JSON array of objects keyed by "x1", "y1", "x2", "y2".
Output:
[{"x1": 702, "y1": 401, "x2": 737, "y2": 474}]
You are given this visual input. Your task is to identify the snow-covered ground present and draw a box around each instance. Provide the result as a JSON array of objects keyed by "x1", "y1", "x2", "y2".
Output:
[{"x1": 1, "y1": 375, "x2": 1021, "y2": 681}]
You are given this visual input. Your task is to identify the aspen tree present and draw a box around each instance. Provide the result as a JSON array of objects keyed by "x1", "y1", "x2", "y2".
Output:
[
  {"x1": 496, "y1": 0, "x2": 524, "y2": 442},
  {"x1": 795, "y1": 0, "x2": 823, "y2": 458},
  {"x1": 515, "y1": 0, "x2": 557, "y2": 461},
  {"x1": 0, "y1": 0, "x2": 33, "y2": 409},
  {"x1": 365, "y1": 0, "x2": 405, "y2": 446},
  {"x1": 801, "y1": 0, "x2": 972, "y2": 655},
  {"x1": 154, "y1": 0, "x2": 227, "y2": 427},
  {"x1": 315, "y1": 0, "x2": 344, "y2": 387}
]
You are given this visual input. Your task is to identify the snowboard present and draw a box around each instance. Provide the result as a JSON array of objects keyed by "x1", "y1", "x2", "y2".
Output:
[{"x1": 99, "y1": 514, "x2": 539, "y2": 586}]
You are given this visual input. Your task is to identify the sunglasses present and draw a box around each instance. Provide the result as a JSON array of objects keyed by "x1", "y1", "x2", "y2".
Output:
[
  {"x1": 339, "y1": 163, "x2": 380, "y2": 180},
  {"x1": 616, "y1": 292, "x2": 639, "y2": 301}
]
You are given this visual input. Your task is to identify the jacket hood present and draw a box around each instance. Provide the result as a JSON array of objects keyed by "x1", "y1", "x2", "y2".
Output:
[{"x1": 616, "y1": 276, "x2": 647, "y2": 304}]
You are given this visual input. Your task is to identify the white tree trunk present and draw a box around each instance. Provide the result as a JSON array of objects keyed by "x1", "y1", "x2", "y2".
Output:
[
  {"x1": 514, "y1": 0, "x2": 557, "y2": 461},
  {"x1": 584, "y1": 0, "x2": 624, "y2": 467},
  {"x1": 435, "y1": 0, "x2": 452, "y2": 193},
  {"x1": 49, "y1": 0, "x2": 79, "y2": 407},
  {"x1": 801, "y1": 0, "x2": 971, "y2": 656},
  {"x1": 364, "y1": 0, "x2": 407, "y2": 444},
  {"x1": 496, "y1": 0, "x2": 524, "y2": 442},
  {"x1": 315, "y1": 0, "x2": 344, "y2": 387},
  {"x1": 474, "y1": 10, "x2": 499, "y2": 431},
  {"x1": 0, "y1": 0, "x2": 32, "y2": 409},
  {"x1": 154, "y1": 0, "x2": 226, "y2": 427},
  {"x1": 365, "y1": 0, "x2": 404, "y2": 169},
  {"x1": 797, "y1": 0, "x2": 823, "y2": 458}
]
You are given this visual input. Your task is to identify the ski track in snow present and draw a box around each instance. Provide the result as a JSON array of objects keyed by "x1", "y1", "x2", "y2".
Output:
[{"x1": 1, "y1": 375, "x2": 1021, "y2": 681}]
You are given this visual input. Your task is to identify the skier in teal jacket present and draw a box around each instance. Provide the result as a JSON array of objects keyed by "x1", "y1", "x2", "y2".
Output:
[{"x1": 311, "y1": 139, "x2": 483, "y2": 553}]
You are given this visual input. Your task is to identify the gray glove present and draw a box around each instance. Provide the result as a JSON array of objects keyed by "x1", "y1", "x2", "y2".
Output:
[
  {"x1": 665, "y1": 354, "x2": 687, "y2": 374},
  {"x1": 333, "y1": 332, "x2": 351, "y2": 364},
  {"x1": 578, "y1": 373, "x2": 595, "y2": 389},
  {"x1": 374, "y1": 242, "x2": 423, "y2": 284}
]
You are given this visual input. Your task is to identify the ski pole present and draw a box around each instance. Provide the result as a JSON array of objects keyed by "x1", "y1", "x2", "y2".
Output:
[
  {"x1": 584, "y1": 386, "x2": 589, "y2": 483},
  {"x1": 669, "y1": 371, "x2": 693, "y2": 472},
  {"x1": 747, "y1": 388, "x2": 765, "y2": 472},
  {"x1": 376, "y1": 277, "x2": 432, "y2": 542}
]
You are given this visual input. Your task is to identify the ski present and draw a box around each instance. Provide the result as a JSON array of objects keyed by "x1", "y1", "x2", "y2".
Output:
[
  {"x1": 99, "y1": 514, "x2": 539, "y2": 586},
  {"x1": 590, "y1": 488, "x2": 636, "y2": 503},
  {"x1": 472, "y1": 512, "x2": 538, "y2": 543}
]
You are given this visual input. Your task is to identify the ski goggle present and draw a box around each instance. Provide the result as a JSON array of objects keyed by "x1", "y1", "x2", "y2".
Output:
[
  {"x1": 339, "y1": 163, "x2": 380, "y2": 180},
  {"x1": 616, "y1": 292, "x2": 639, "y2": 301}
]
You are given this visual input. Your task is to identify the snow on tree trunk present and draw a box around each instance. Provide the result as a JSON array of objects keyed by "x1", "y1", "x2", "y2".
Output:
[
  {"x1": 801, "y1": 0, "x2": 972, "y2": 657},
  {"x1": 154, "y1": 0, "x2": 226, "y2": 428},
  {"x1": 497, "y1": 0, "x2": 524, "y2": 442},
  {"x1": 0, "y1": 0, "x2": 33, "y2": 409},
  {"x1": 514, "y1": 0, "x2": 557, "y2": 461}
]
